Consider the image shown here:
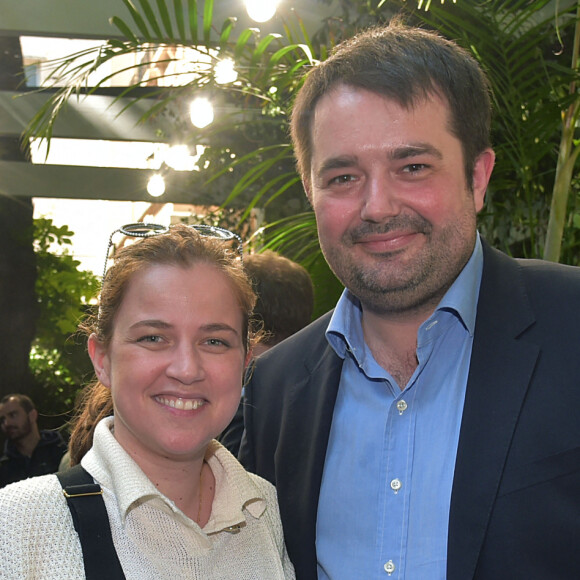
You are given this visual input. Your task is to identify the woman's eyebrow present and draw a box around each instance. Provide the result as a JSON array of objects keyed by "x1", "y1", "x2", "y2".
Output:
[
  {"x1": 200, "y1": 323, "x2": 239, "y2": 336},
  {"x1": 129, "y1": 320, "x2": 171, "y2": 331}
]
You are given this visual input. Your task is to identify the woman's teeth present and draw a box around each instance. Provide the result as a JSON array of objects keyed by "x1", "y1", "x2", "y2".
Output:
[{"x1": 156, "y1": 396, "x2": 205, "y2": 410}]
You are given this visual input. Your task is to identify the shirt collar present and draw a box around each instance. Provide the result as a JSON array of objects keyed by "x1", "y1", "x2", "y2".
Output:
[
  {"x1": 435, "y1": 233, "x2": 483, "y2": 336},
  {"x1": 203, "y1": 439, "x2": 267, "y2": 534},
  {"x1": 83, "y1": 417, "x2": 183, "y2": 525},
  {"x1": 327, "y1": 233, "x2": 483, "y2": 358},
  {"x1": 82, "y1": 417, "x2": 267, "y2": 535}
]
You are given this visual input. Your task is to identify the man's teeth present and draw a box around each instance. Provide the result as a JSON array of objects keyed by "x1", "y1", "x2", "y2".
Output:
[{"x1": 157, "y1": 397, "x2": 204, "y2": 410}]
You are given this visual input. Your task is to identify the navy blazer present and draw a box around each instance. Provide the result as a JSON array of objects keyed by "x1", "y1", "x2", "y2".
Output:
[{"x1": 238, "y1": 242, "x2": 580, "y2": 579}]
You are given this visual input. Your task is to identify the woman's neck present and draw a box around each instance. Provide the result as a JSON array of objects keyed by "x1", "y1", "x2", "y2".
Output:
[{"x1": 124, "y1": 445, "x2": 215, "y2": 525}]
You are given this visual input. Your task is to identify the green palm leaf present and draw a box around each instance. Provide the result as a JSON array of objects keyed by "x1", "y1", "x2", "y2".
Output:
[
  {"x1": 23, "y1": 0, "x2": 580, "y2": 314},
  {"x1": 120, "y1": 0, "x2": 153, "y2": 40}
]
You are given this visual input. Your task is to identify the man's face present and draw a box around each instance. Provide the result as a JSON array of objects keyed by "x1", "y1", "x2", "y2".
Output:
[
  {"x1": 0, "y1": 399, "x2": 34, "y2": 441},
  {"x1": 306, "y1": 85, "x2": 494, "y2": 316}
]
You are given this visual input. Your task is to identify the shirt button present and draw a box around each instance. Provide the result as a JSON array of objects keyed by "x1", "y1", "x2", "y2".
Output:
[
  {"x1": 397, "y1": 400, "x2": 407, "y2": 415},
  {"x1": 384, "y1": 560, "x2": 396, "y2": 575},
  {"x1": 390, "y1": 478, "x2": 402, "y2": 493}
]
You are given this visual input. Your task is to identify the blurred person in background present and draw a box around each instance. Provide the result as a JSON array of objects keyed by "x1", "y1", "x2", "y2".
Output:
[
  {"x1": 244, "y1": 250, "x2": 314, "y2": 356},
  {"x1": 0, "y1": 393, "x2": 67, "y2": 488}
]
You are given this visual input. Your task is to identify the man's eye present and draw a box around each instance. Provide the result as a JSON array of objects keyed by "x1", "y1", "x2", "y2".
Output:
[
  {"x1": 402, "y1": 163, "x2": 427, "y2": 173},
  {"x1": 137, "y1": 335, "x2": 163, "y2": 343},
  {"x1": 206, "y1": 338, "x2": 229, "y2": 347},
  {"x1": 329, "y1": 174, "x2": 355, "y2": 185}
]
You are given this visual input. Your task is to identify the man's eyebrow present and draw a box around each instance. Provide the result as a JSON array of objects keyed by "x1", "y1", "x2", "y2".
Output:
[
  {"x1": 315, "y1": 144, "x2": 443, "y2": 176},
  {"x1": 315, "y1": 155, "x2": 358, "y2": 177},
  {"x1": 389, "y1": 144, "x2": 443, "y2": 160}
]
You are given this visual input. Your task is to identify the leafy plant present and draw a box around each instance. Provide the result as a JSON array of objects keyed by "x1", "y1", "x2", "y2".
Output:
[
  {"x1": 25, "y1": 0, "x2": 337, "y2": 309},
  {"x1": 544, "y1": 1, "x2": 580, "y2": 261},
  {"x1": 24, "y1": 0, "x2": 580, "y2": 324},
  {"x1": 410, "y1": 0, "x2": 580, "y2": 262},
  {"x1": 31, "y1": 218, "x2": 99, "y2": 413}
]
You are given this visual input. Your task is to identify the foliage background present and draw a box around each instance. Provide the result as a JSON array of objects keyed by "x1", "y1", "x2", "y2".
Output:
[
  {"x1": 21, "y1": 0, "x2": 580, "y2": 428},
  {"x1": 28, "y1": 219, "x2": 99, "y2": 430}
]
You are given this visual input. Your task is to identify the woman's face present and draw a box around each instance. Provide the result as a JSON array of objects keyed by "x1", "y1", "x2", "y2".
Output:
[{"x1": 89, "y1": 262, "x2": 249, "y2": 465}]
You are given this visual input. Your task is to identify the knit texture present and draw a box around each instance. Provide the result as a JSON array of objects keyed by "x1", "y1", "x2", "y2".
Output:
[{"x1": 0, "y1": 417, "x2": 294, "y2": 579}]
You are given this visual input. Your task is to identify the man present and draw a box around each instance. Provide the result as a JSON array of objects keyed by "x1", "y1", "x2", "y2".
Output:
[
  {"x1": 0, "y1": 393, "x2": 67, "y2": 488},
  {"x1": 244, "y1": 250, "x2": 315, "y2": 357},
  {"x1": 237, "y1": 22, "x2": 580, "y2": 580}
]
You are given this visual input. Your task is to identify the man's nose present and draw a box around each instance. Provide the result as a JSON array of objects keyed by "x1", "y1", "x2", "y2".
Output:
[{"x1": 360, "y1": 176, "x2": 401, "y2": 222}]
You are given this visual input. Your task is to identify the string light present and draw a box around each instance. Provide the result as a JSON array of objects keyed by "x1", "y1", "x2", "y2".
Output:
[
  {"x1": 189, "y1": 97, "x2": 214, "y2": 128},
  {"x1": 165, "y1": 145, "x2": 196, "y2": 171},
  {"x1": 215, "y1": 58, "x2": 238, "y2": 84},
  {"x1": 147, "y1": 173, "x2": 166, "y2": 197},
  {"x1": 245, "y1": 0, "x2": 280, "y2": 23}
]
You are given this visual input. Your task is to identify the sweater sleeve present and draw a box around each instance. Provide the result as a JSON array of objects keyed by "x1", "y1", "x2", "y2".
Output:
[
  {"x1": 0, "y1": 474, "x2": 85, "y2": 580},
  {"x1": 250, "y1": 474, "x2": 296, "y2": 580}
]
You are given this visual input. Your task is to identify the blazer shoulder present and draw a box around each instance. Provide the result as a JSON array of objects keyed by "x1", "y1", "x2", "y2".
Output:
[
  {"x1": 480, "y1": 242, "x2": 580, "y2": 327},
  {"x1": 252, "y1": 311, "x2": 334, "y2": 373},
  {"x1": 244, "y1": 309, "x2": 341, "y2": 415},
  {"x1": 483, "y1": 241, "x2": 580, "y2": 290}
]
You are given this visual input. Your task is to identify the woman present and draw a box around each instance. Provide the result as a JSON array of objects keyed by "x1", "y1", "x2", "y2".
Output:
[{"x1": 0, "y1": 224, "x2": 295, "y2": 579}]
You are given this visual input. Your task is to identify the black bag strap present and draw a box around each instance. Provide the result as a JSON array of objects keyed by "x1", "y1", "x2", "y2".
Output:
[{"x1": 56, "y1": 464, "x2": 126, "y2": 580}]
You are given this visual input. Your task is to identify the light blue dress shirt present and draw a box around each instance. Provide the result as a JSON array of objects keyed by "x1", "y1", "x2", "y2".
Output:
[{"x1": 316, "y1": 236, "x2": 483, "y2": 580}]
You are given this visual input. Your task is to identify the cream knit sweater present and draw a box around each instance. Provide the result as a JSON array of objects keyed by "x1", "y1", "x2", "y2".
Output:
[{"x1": 0, "y1": 417, "x2": 295, "y2": 579}]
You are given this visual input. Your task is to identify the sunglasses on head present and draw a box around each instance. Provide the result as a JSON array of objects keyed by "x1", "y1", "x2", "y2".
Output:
[{"x1": 102, "y1": 222, "x2": 243, "y2": 282}]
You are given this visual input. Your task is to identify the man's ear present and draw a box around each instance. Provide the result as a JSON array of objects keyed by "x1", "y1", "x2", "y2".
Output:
[
  {"x1": 303, "y1": 178, "x2": 313, "y2": 206},
  {"x1": 29, "y1": 408, "x2": 38, "y2": 423},
  {"x1": 88, "y1": 333, "x2": 111, "y2": 389},
  {"x1": 472, "y1": 148, "x2": 495, "y2": 213}
]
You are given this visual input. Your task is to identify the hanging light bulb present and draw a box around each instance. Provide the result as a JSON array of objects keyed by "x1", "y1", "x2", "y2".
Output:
[
  {"x1": 215, "y1": 58, "x2": 238, "y2": 84},
  {"x1": 147, "y1": 173, "x2": 166, "y2": 197},
  {"x1": 165, "y1": 145, "x2": 197, "y2": 171},
  {"x1": 189, "y1": 97, "x2": 214, "y2": 128},
  {"x1": 245, "y1": 0, "x2": 279, "y2": 23}
]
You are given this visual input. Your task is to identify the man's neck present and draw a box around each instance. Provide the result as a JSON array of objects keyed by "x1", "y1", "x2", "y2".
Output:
[
  {"x1": 362, "y1": 306, "x2": 433, "y2": 390},
  {"x1": 14, "y1": 430, "x2": 41, "y2": 457}
]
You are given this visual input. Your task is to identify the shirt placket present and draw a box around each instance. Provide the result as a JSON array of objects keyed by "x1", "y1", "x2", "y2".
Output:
[{"x1": 378, "y1": 384, "x2": 418, "y2": 579}]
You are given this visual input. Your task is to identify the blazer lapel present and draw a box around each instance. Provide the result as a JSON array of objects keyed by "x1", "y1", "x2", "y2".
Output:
[
  {"x1": 285, "y1": 342, "x2": 343, "y2": 519},
  {"x1": 447, "y1": 243, "x2": 540, "y2": 580},
  {"x1": 273, "y1": 321, "x2": 343, "y2": 579}
]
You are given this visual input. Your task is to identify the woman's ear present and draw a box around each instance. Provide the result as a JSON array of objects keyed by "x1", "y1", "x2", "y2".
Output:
[
  {"x1": 88, "y1": 333, "x2": 111, "y2": 389},
  {"x1": 246, "y1": 349, "x2": 254, "y2": 366}
]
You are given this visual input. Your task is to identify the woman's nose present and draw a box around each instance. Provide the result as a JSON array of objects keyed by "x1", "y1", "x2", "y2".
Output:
[{"x1": 166, "y1": 344, "x2": 205, "y2": 384}]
